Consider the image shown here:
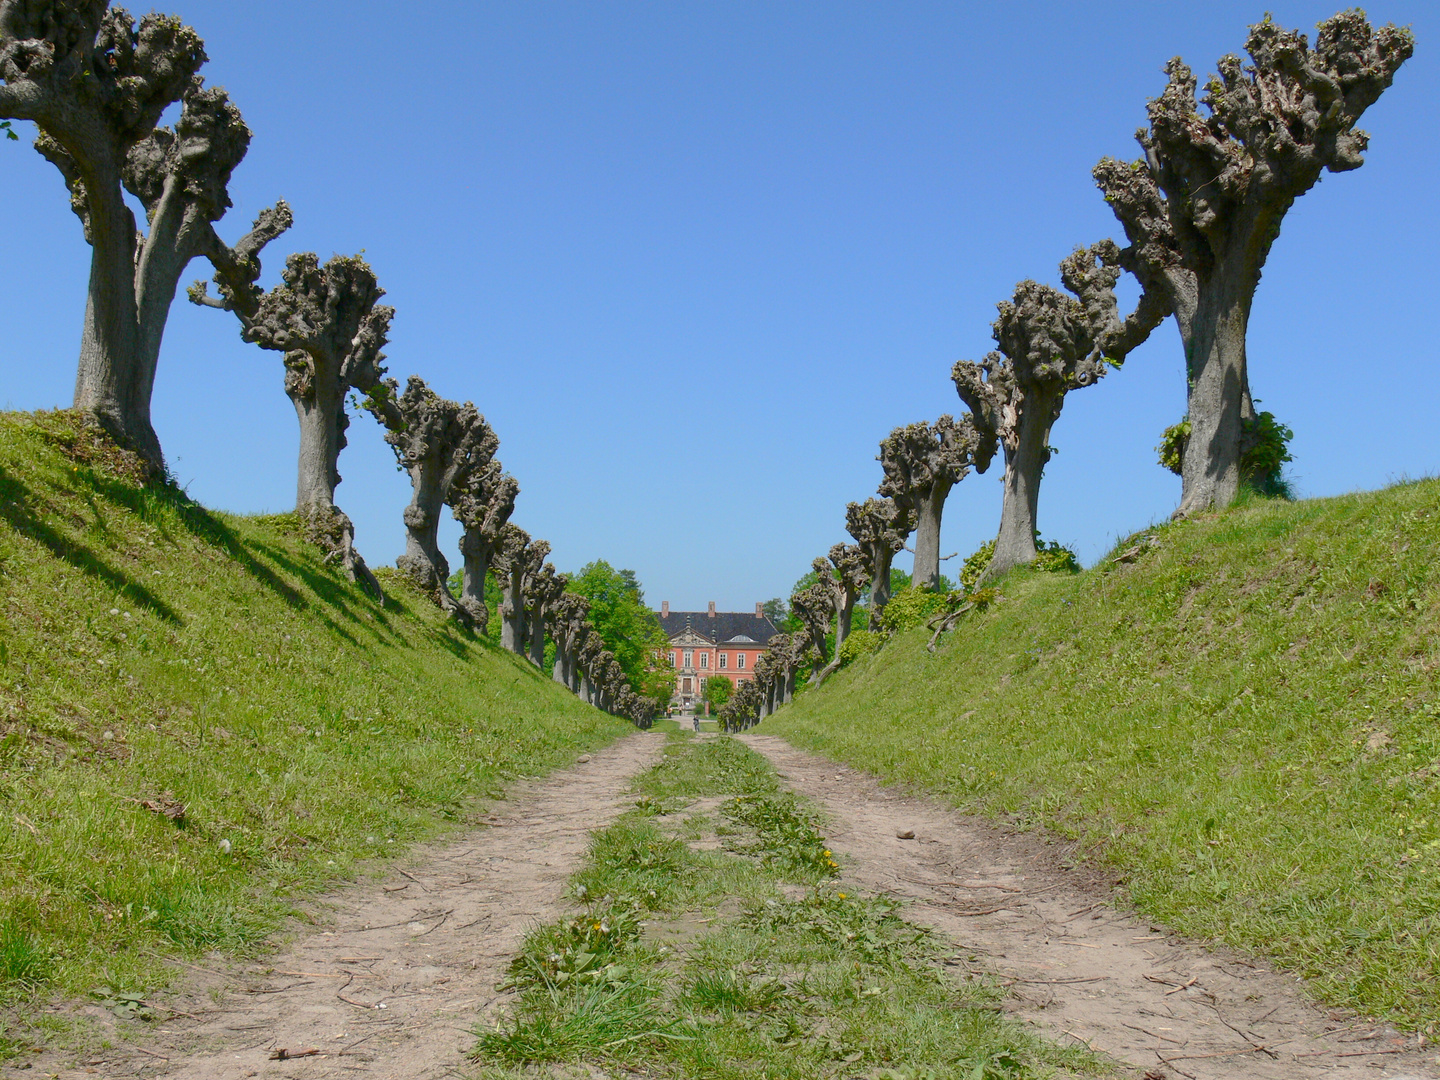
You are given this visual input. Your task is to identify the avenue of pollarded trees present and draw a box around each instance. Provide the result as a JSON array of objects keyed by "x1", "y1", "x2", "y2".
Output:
[
  {"x1": 0, "y1": 5, "x2": 1414, "y2": 736},
  {"x1": 720, "y1": 9, "x2": 1413, "y2": 733}
]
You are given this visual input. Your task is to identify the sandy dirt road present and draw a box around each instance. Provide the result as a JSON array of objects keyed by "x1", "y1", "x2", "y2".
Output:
[
  {"x1": 22, "y1": 731, "x2": 663, "y2": 1080},
  {"x1": 742, "y1": 733, "x2": 1437, "y2": 1080}
]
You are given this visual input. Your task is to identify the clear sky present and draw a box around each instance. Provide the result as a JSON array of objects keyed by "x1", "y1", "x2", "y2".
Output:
[{"x1": 3, "y1": 1, "x2": 1435, "y2": 612}]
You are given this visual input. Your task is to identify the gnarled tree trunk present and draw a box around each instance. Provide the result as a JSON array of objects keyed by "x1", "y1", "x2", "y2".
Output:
[
  {"x1": 987, "y1": 388, "x2": 1060, "y2": 581},
  {"x1": 910, "y1": 480, "x2": 952, "y2": 591},
  {"x1": 1176, "y1": 269, "x2": 1254, "y2": 517}
]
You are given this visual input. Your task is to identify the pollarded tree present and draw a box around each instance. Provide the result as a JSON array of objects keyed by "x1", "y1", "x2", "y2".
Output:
[
  {"x1": 490, "y1": 523, "x2": 535, "y2": 654},
  {"x1": 366, "y1": 376, "x2": 498, "y2": 616},
  {"x1": 450, "y1": 461, "x2": 518, "y2": 633},
  {"x1": 549, "y1": 592, "x2": 591, "y2": 691},
  {"x1": 813, "y1": 543, "x2": 869, "y2": 684},
  {"x1": 878, "y1": 415, "x2": 989, "y2": 590},
  {"x1": 576, "y1": 628, "x2": 605, "y2": 705},
  {"x1": 766, "y1": 633, "x2": 801, "y2": 707},
  {"x1": 1093, "y1": 11, "x2": 1412, "y2": 515},
  {"x1": 953, "y1": 241, "x2": 1165, "y2": 582},
  {"x1": 789, "y1": 582, "x2": 835, "y2": 678},
  {"x1": 845, "y1": 497, "x2": 912, "y2": 630},
  {"x1": 193, "y1": 250, "x2": 393, "y2": 593},
  {"x1": 0, "y1": 4, "x2": 264, "y2": 471},
  {"x1": 526, "y1": 563, "x2": 567, "y2": 668}
]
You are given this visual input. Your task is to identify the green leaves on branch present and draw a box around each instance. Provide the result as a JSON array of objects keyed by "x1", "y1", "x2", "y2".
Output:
[
  {"x1": 0, "y1": 121, "x2": 18, "y2": 142},
  {"x1": 1157, "y1": 412, "x2": 1295, "y2": 497}
]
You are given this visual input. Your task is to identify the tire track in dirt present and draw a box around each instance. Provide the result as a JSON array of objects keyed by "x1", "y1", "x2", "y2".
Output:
[
  {"x1": 742, "y1": 733, "x2": 1437, "y2": 1080},
  {"x1": 31, "y1": 732, "x2": 664, "y2": 1080}
]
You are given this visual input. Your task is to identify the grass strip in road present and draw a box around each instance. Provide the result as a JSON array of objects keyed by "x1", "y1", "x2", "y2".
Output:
[{"x1": 470, "y1": 733, "x2": 1108, "y2": 1079}]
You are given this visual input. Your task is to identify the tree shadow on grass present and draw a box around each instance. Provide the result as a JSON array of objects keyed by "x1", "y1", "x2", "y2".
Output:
[
  {"x1": 0, "y1": 465, "x2": 181, "y2": 624},
  {"x1": 77, "y1": 473, "x2": 403, "y2": 649}
]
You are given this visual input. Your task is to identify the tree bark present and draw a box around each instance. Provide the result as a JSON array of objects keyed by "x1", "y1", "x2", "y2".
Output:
[
  {"x1": 1175, "y1": 268, "x2": 1255, "y2": 516},
  {"x1": 458, "y1": 548, "x2": 491, "y2": 633},
  {"x1": 910, "y1": 480, "x2": 952, "y2": 590},
  {"x1": 868, "y1": 546, "x2": 895, "y2": 631},
  {"x1": 986, "y1": 387, "x2": 1062, "y2": 582},
  {"x1": 528, "y1": 603, "x2": 546, "y2": 667},
  {"x1": 398, "y1": 477, "x2": 453, "y2": 605},
  {"x1": 71, "y1": 173, "x2": 162, "y2": 467},
  {"x1": 500, "y1": 567, "x2": 525, "y2": 653},
  {"x1": 290, "y1": 361, "x2": 347, "y2": 514}
]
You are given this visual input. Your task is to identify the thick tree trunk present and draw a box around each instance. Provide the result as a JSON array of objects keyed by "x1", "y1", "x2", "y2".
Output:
[
  {"x1": 910, "y1": 480, "x2": 953, "y2": 590},
  {"x1": 868, "y1": 546, "x2": 895, "y2": 631},
  {"x1": 290, "y1": 372, "x2": 346, "y2": 514},
  {"x1": 815, "y1": 596, "x2": 856, "y2": 685},
  {"x1": 72, "y1": 178, "x2": 163, "y2": 469},
  {"x1": 397, "y1": 460, "x2": 453, "y2": 600},
  {"x1": 528, "y1": 604, "x2": 546, "y2": 667},
  {"x1": 552, "y1": 639, "x2": 569, "y2": 685},
  {"x1": 458, "y1": 545, "x2": 491, "y2": 633},
  {"x1": 579, "y1": 672, "x2": 592, "y2": 704},
  {"x1": 986, "y1": 387, "x2": 1062, "y2": 582},
  {"x1": 1175, "y1": 266, "x2": 1256, "y2": 517},
  {"x1": 500, "y1": 569, "x2": 526, "y2": 653},
  {"x1": 783, "y1": 669, "x2": 796, "y2": 705}
]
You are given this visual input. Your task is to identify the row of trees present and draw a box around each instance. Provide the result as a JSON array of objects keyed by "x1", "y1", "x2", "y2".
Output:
[
  {"x1": 0, "y1": 3, "x2": 668, "y2": 725},
  {"x1": 720, "y1": 10, "x2": 1412, "y2": 731}
]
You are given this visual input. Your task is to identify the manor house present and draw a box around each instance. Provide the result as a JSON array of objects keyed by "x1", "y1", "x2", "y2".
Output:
[{"x1": 658, "y1": 601, "x2": 780, "y2": 708}]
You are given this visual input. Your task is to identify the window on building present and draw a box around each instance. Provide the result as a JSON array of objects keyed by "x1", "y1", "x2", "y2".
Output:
[
  {"x1": 737, "y1": 653, "x2": 746, "y2": 669},
  {"x1": 670, "y1": 651, "x2": 677, "y2": 667},
  {"x1": 700, "y1": 652, "x2": 708, "y2": 669},
  {"x1": 719, "y1": 653, "x2": 727, "y2": 669},
  {"x1": 683, "y1": 649, "x2": 693, "y2": 668}
]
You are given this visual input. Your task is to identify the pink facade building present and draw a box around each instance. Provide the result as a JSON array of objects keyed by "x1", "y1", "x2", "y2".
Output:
[{"x1": 657, "y1": 601, "x2": 779, "y2": 708}]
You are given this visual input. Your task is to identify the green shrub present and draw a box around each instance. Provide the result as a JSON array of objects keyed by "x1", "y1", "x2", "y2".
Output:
[
  {"x1": 960, "y1": 535, "x2": 1078, "y2": 588},
  {"x1": 836, "y1": 629, "x2": 880, "y2": 666},
  {"x1": 1158, "y1": 411, "x2": 1294, "y2": 498},
  {"x1": 878, "y1": 587, "x2": 952, "y2": 633}
]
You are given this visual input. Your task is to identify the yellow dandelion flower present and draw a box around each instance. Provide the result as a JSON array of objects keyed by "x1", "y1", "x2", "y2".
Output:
[{"x1": 837, "y1": 892, "x2": 846, "y2": 899}]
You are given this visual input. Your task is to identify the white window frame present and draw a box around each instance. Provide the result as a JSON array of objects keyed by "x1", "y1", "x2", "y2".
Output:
[
  {"x1": 683, "y1": 649, "x2": 693, "y2": 669},
  {"x1": 700, "y1": 652, "x2": 708, "y2": 669},
  {"x1": 736, "y1": 653, "x2": 746, "y2": 670},
  {"x1": 719, "y1": 653, "x2": 727, "y2": 669}
]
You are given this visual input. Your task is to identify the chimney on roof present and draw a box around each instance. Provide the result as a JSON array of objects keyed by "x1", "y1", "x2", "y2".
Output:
[
  {"x1": 708, "y1": 601, "x2": 716, "y2": 617},
  {"x1": 756, "y1": 602, "x2": 764, "y2": 618},
  {"x1": 661, "y1": 601, "x2": 669, "y2": 618}
]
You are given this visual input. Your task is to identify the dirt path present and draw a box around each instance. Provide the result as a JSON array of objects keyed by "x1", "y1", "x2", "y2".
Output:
[
  {"x1": 30, "y1": 732, "x2": 663, "y2": 1080},
  {"x1": 741, "y1": 733, "x2": 1437, "y2": 1080}
]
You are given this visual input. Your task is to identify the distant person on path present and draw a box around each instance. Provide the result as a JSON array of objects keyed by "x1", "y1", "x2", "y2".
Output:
[{"x1": 692, "y1": 715, "x2": 700, "y2": 733}]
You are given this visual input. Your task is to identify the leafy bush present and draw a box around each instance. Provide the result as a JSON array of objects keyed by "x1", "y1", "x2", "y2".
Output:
[
  {"x1": 879, "y1": 587, "x2": 953, "y2": 633},
  {"x1": 837, "y1": 629, "x2": 880, "y2": 666},
  {"x1": 960, "y1": 541, "x2": 996, "y2": 592},
  {"x1": 960, "y1": 535, "x2": 1078, "y2": 588},
  {"x1": 1158, "y1": 411, "x2": 1294, "y2": 498}
]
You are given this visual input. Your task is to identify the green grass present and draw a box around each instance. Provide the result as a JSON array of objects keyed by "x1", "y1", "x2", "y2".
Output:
[
  {"x1": 0, "y1": 411, "x2": 628, "y2": 1026},
  {"x1": 766, "y1": 480, "x2": 1440, "y2": 1029},
  {"x1": 471, "y1": 735, "x2": 1106, "y2": 1079}
]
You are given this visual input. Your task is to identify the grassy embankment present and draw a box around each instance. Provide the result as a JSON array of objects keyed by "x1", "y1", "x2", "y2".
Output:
[
  {"x1": 768, "y1": 480, "x2": 1440, "y2": 1029},
  {"x1": 0, "y1": 411, "x2": 628, "y2": 1043},
  {"x1": 471, "y1": 733, "x2": 1105, "y2": 1080}
]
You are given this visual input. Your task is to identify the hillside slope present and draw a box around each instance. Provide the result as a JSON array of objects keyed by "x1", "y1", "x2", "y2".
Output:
[
  {"x1": 768, "y1": 482, "x2": 1440, "y2": 1027},
  {"x1": 0, "y1": 412, "x2": 628, "y2": 1017}
]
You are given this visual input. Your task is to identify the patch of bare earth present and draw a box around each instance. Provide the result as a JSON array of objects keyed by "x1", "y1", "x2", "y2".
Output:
[
  {"x1": 24, "y1": 733, "x2": 663, "y2": 1080},
  {"x1": 741, "y1": 733, "x2": 1438, "y2": 1080}
]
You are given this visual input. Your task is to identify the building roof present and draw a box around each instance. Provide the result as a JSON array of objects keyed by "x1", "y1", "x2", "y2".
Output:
[{"x1": 659, "y1": 610, "x2": 780, "y2": 647}]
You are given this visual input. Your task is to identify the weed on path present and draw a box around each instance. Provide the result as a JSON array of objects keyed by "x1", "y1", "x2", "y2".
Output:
[
  {"x1": 470, "y1": 733, "x2": 1105, "y2": 1079},
  {"x1": 741, "y1": 733, "x2": 1439, "y2": 1080}
]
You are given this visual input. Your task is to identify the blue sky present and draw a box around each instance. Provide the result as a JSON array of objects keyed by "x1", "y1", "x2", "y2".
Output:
[{"x1": 3, "y1": 1, "x2": 1435, "y2": 611}]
